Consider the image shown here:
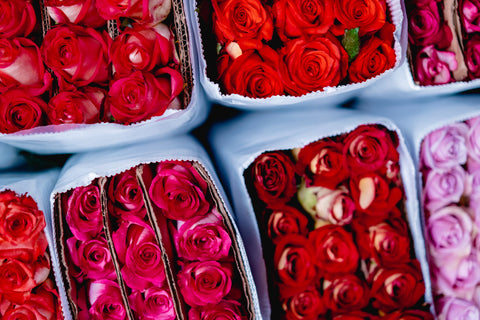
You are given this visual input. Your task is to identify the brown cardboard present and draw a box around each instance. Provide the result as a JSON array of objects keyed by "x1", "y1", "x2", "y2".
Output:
[{"x1": 443, "y1": 0, "x2": 468, "y2": 80}]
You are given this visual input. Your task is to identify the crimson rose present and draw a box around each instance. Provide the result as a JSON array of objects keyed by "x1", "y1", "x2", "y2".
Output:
[
  {"x1": 66, "y1": 185, "x2": 103, "y2": 241},
  {"x1": 266, "y1": 205, "x2": 309, "y2": 243},
  {"x1": 332, "y1": 0, "x2": 386, "y2": 36},
  {"x1": 44, "y1": 0, "x2": 106, "y2": 28},
  {"x1": 0, "y1": 89, "x2": 46, "y2": 134},
  {"x1": 0, "y1": 0, "x2": 36, "y2": 38}
]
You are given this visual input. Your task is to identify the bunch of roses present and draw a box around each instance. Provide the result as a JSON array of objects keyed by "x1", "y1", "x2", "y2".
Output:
[
  {"x1": 0, "y1": 0, "x2": 183, "y2": 134},
  {"x1": 407, "y1": 0, "x2": 480, "y2": 85},
  {"x1": 420, "y1": 116, "x2": 480, "y2": 318},
  {"x1": 246, "y1": 125, "x2": 432, "y2": 319},
  {"x1": 0, "y1": 190, "x2": 62, "y2": 320},
  {"x1": 209, "y1": 0, "x2": 397, "y2": 98},
  {"x1": 58, "y1": 161, "x2": 251, "y2": 319}
]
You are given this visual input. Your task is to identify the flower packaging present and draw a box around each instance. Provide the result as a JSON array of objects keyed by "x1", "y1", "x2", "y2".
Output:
[
  {"x1": 0, "y1": 169, "x2": 63, "y2": 319},
  {"x1": 209, "y1": 108, "x2": 433, "y2": 318},
  {"x1": 0, "y1": 0, "x2": 208, "y2": 154},
  {"x1": 187, "y1": 0, "x2": 405, "y2": 109},
  {"x1": 49, "y1": 135, "x2": 261, "y2": 320},
  {"x1": 0, "y1": 143, "x2": 25, "y2": 171}
]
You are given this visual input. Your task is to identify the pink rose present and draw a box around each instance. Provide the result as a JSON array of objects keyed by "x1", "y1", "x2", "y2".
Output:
[
  {"x1": 415, "y1": 45, "x2": 458, "y2": 85},
  {"x1": 423, "y1": 166, "x2": 466, "y2": 212},
  {"x1": 189, "y1": 300, "x2": 245, "y2": 320},
  {"x1": 0, "y1": 88, "x2": 46, "y2": 134},
  {"x1": 177, "y1": 261, "x2": 232, "y2": 306},
  {"x1": 46, "y1": 87, "x2": 106, "y2": 125},
  {"x1": 465, "y1": 35, "x2": 480, "y2": 78},
  {"x1": 149, "y1": 161, "x2": 210, "y2": 221},
  {"x1": 89, "y1": 279, "x2": 128, "y2": 320},
  {"x1": 421, "y1": 123, "x2": 468, "y2": 169},
  {"x1": 460, "y1": 0, "x2": 480, "y2": 33},
  {"x1": 112, "y1": 218, "x2": 166, "y2": 291},
  {"x1": 42, "y1": 24, "x2": 111, "y2": 90},
  {"x1": 95, "y1": 0, "x2": 171, "y2": 24},
  {"x1": 66, "y1": 185, "x2": 103, "y2": 241},
  {"x1": 433, "y1": 253, "x2": 480, "y2": 297},
  {"x1": 45, "y1": 0, "x2": 106, "y2": 28},
  {"x1": 323, "y1": 274, "x2": 370, "y2": 312},
  {"x1": 313, "y1": 186, "x2": 355, "y2": 226},
  {"x1": 175, "y1": 209, "x2": 232, "y2": 261},
  {"x1": 129, "y1": 287, "x2": 176, "y2": 320},
  {"x1": 0, "y1": 0, "x2": 36, "y2": 38},
  {"x1": 282, "y1": 287, "x2": 324, "y2": 320},
  {"x1": 265, "y1": 205, "x2": 309, "y2": 243},
  {"x1": 436, "y1": 297, "x2": 480, "y2": 320},
  {"x1": 66, "y1": 236, "x2": 116, "y2": 281},
  {"x1": 107, "y1": 169, "x2": 146, "y2": 219},
  {"x1": 467, "y1": 116, "x2": 480, "y2": 165},
  {"x1": 0, "y1": 38, "x2": 52, "y2": 96},
  {"x1": 110, "y1": 23, "x2": 175, "y2": 77},
  {"x1": 408, "y1": 0, "x2": 452, "y2": 48}
]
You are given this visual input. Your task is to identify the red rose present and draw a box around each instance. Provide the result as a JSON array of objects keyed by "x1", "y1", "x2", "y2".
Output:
[
  {"x1": 279, "y1": 35, "x2": 348, "y2": 96},
  {"x1": 108, "y1": 68, "x2": 183, "y2": 124},
  {"x1": 188, "y1": 300, "x2": 244, "y2": 320},
  {"x1": 332, "y1": 0, "x2": 386, "y2": 36},
  {"x1": 66, "y1": 185, "x2": 103, "y2": 241},
  {"x1": 0, "y1": 0, "x2": 36, "y2": 38},
  {"x1": 212, "y1": 0, "x2": 273, "y2": 45},
  {"x1": 309, "y1": 225, "x2": 359, "y2": 276},
  {"x1": 332, "y1": 312, "x2": 380, "y2": 320},
  {"x1": 370, "y1": 260, "x2": 426, "y2": 312},
  {"x1": 46, "y1": 87, "x2": 106, "y2": 125},
  {"x1": 42, "y1": 24, "x2": 111, "y2": 90},
  {"x1": 217, "y1": 45, "x2": 285, "y2": 98},
  {"x1": 323, "y1": 274, "x2": 370, "y2": 312},
  {"x1": 383, "y1": 309, "x2": 434, "y2": 320},
  {"x1": 296, "y1": 139, "x2": 349, "y2": 189},
  {"x1": 349, "y1": 37, "x2": 396, "y2": 83},
  {"x1": 89, "y1": 279, "x2": 128, "y2": 320},
  {"x1": 95, "y1": 0, "x2": 171, "y2": 24},
  {"x1": 272, "y1": 0, "x2": 334, "y2": 40},
  {"x1": 0, "y1": 38, "x2": 52, "y2": 96},
  {"x1": 465, "y1": 35, "x2": 480, "y2": 78},
  {"x1": 110, "y1": 24, "x2": 175, "y2": 77},
  {"x1": 129, "y1": 287, "x2": 176, "y2": 320},
  {"x1": 149, "y1": 161, "x2": 210, "y2": 221},
  {"x1": 45, "y1": 0, "x2": 106, "y2": 28},
  {"x1": 343, "y1": 125, "x2": 399, "y2": 175},
  {"x1": 265, "y1": 205, "x2": 309, "y2": 243},
  {"x1": 0, "y1": 88, "x2": 46, "y2": 134},
  {"x1": 107, "y1": 169, "x2": 146, "y2": 219},
  {"x1": 281, "y1": 287, "x2": 325, "y2": 320}
]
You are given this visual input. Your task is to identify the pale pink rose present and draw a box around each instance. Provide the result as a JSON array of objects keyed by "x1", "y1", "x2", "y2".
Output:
[
  {"x1": 314, "y1": 186, "x2": 355, "y2": 226},
  {"x1": 423, "y1": 166, "x2": 466, "y2": 212},
  {"x1": 45, "y1": 0, "x2": 106, "y2": 28},
  {"x1": 129, "y1": 287, "x2": 176, "y2": 320},
  {"x1": 66, "y1": 185, "x2": 103, "y2": 241},
  {"x1": 95, "y1": 0, "x2": 171, "y2": 25},
  {"x1": 436, "y1": 297, "x2": 480, "y2": 320},
  {"x1": 416, "y1": 45, "x2": 457, "y2": 85},
  {"x1": 434, "y1": 253, "x2": 480, "y2": 299},
  {"x1": 89, "y1": 279, "x2": 127, "y2": 320}
]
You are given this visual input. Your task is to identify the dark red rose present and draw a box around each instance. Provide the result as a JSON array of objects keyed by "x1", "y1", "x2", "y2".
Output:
[
  {"x1": 282, "y1": 287, "x2": 325, "y2": 320},
  {"x1": 0, "y1": 0, "x2": 36, "y2": 38},
  {"x1": 383, "y1": 309, "x2": 434, "y2": 320},
  {"x1": 250, "y1": 151, "x2": 297, "y2": 205},
  {"x1": 0, "y1": 88, "x2": 46, "y2": 134},
  {"x1": 332, "y1": 0, "x2": 386, "y2": 36},
  {"x1": 265, "y1": 205, "x2": 309, "y2": 243},
  {"x1": 332, "y1": 312, "x2": 380, "y2": 320},
  {"x1": 323, "y1": 274, "x2": 370, "y2": 312}
]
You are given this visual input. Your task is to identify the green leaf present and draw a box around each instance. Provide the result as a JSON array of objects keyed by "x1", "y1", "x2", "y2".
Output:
[
  {"x1": 342, "y1": 28, "x2": 360, "y2": 62},
  {"x1": 216, "y1": 43, "x2": 222, "y2": 55}
]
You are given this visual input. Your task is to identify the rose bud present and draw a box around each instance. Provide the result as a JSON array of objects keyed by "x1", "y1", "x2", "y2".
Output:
[
  {"x1": 112, "y1": 219, "x2": 166, "y2": 291},
  {"x1": 66, "y1": 185, "x2": 103, "y2": 241},
  {"x1": 44, "y1": 0, "x2": 106, "y2": 28},
  {"x1": 383, "y1": 309, "x2": 434, "y2": 320},
  {"x1": 0, "y1": 0, "x2": 36, "y2": 38},
  {"x1": 129, "y1": 287, "x2": 176, "y2": 320},
  {"x1": 149, "y1": 161, "x2": 210, "y2": 221},
  {"x1": 110, "y1": 23, "x2": 176, "y2": 77},
  {"x1": 177, "y1": 261, "x2": 233, "y2": 306},
  {"x1": 107, "y1": 169, "x2": 146, "y2": 219},
  {"x1": 95, "y1": 0, "x2": 172, "y2": 25},
  {"x1": 0, "y1": 38, "x2": 52, "y2": 96},
  {"x1": 175, "y1": 209, "x2": 232, "y2": 261},
  {"x1": 212, "y1": 0, "x2": 273, "y2": 45},
  {"x1": 272, "y1": 0, "x2": 334, "y2": 40},
  {"x1": 415, "y1": 45, "x2": 457, "y2": 86},
  {"x1": 108, "y1": 68, "x2": 183, "y2": 124},
  {"x1": 217, "y1": 45, "x2": 285, "y2": 98},
  {"x1": 436, "y1": 296, "x2": 480, "y2": 320},
  {"x1": 265, "y1": 205, "x2": 309, "y2": 243},
  {"x1": 46, "y1": 87, "x2": 106, "y2": 125},
  {"x1": 460, "y1": 0, "x2": 480, "y2": 33},
  {"x1": 421, "y1": 123, "x2": 468, "y2": 169},
  {"x1": 349, "y1": 37, "x2": 396, "y2": 83},
  {"x1": 332, "y1": 0, "x2": 386, "y2": 36},
  {"x1": 370, "y1": 260, "x2": 426, "y2": 312},
  {"x1": 309, "y1": 225, "x2": 359, "y2": 276},
  {"x1": 433, "y1": 253, "x2": 480, "y2": 298},
  {"x1": 250, "y1": 151, "x2": 297, "y2": 205},
  {"x1": 89, "y1": 279, "x2": 128, "y2": 320},
  {"x1": 423, "y1": 166, "x2": 466, "y2": 212},
  {"x1": 42, "y1": 24, "x2": 111, "y2": 90},
  {"x1": 465, "y1": 35, "x2": 480, "y2": 78},
  {"x1": 279, "y1": 35, "x2": 348, "y2": 96},
  {"x1": 323, "y1": 274, "x2": 370, "y2": 312},
  {"x1": 296, "y1": 139, "x2": 348, "y2": 189},
  {"x1": 189, "y1": 300, "x2": 244, "y2": 320},
  {"x1": 281, "y1": 287, "x2": 324, "y2": 320}
]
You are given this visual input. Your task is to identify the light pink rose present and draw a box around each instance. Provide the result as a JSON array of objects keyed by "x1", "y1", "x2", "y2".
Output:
[
  {"x1": 107, "y1": 169, "x2": 146, "y2": 219},
  {"x1": 436, "y1": 297, "x2": 480, "y2": 320},
  {"x1": 423, "y1": 166, "x2": 466, "y2": 212},
  {"x1": 66, "y1": 185, "x2": 103, "y2": 241},
  {"x1": 434, "y1": 253, "x2": 480, "y2": 298},
  {"x1": 95, "y1": 0, "x2": 171, "y2": 24},
  {"x1": 460, "y1": 0, "x2": 480, "y2": 33},
  {"x1": 314, "y1": 186, "x2": 355, "y2": 226},
  {"x1": 177, "y1": 261, "x2": 232, "y2": 306},
  {"x1": 89, "y1": 279, "x2": 127, "y2": 320},
  {"x1": 45, "y1": 0, "x2": 106, "y2": 28},
  {"x1": 466, "y1": 115, "x2": 480, "y2": 164},
  {"x1": 421, "y1": 123, "x2": 469, "y2": 169},
  {"x1": 129, "y1": 287, "x2": 176, "y2": 320},
  {"x1": 415, "y1": 45, "x2": 457, "y2": 85},
  {"x1": 189, "y1": 300, "x2": 245, "y2": 320}
]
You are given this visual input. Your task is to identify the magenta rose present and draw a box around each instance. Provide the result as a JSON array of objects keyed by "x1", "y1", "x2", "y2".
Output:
[
  {"x1": 433, "y1": 253, "x2": 480, "y2": 297},
  {"x1": 107, "y1": 169, "x2": 146, "y2": 219},
  {"x1": 175, "y1": 209, "x2": 231, "y2": 261},
  {"x1": 423, "y1": 165, "x2": 466, "y2": 212},
  {"x1": 281, "y1": 287, "x2": 324, "y2": 320},
  {"x1": 0, "y1": 0, "x2": 36, "y2": 38},
  {"x1": 66, "y1": 236, "x2": 116, "y2": 281},
  {"x1": 177, "y1": 261, "x2": 232, "y2": 306},
  {"x1": 460, "y1": 0, "x2": 480, "y2": 33},
  {"x1": 95, "y1": 0, "x2": 171, "y2": 24},
  {"x1": 415, "y1": 45, "x2": 458, "y2": 85},
  {"x1": 149, "y1": 161, "x2": 210, "y2": 221},
  {"x1": 465, "y1": 35, "x2": 480, "y2": 78},
  {"x1": 46, "y1": 87, "x2": 106, "y2": 125},
  {"x1": 408, "y1": 0, "x2": 452, "y2": 48},
  {"x1": 0, "y1": 38, "x2": 52, "y2": 96},
  {"x1": 189, "y1": 300, "x2": 244, "y2": 320},
  {"x1": 89, "y1": 279, "x2": 128, "y2": 320},
  {"x1": 42, "y1": 24, "x2": 111, "y2": 90},
  {"x1": 313, "y1": 186, "x2": 355, "y2": 226},
  {"x1": 45, "y1": 0, "x2": 106, "y2": 28},
  {"x1": 129, "y1": 287, "x2": 176, "y2": 320},
  {"x1": 66, "y1": 185, "x2": 103, "y2": 241},
  {"x1": 265, "y1": 205, "x2": 309, "y2": 243},
  {"x1": 421, "y1": 122, "x2": 468, "y2": 169},
  {"x1": 436, "y1": 297, "x2": 480, "y2": 320},
  {"x1": 112, "y1": 219, "x2": 166, "y2": 291},
  {"x1": 108, "y1": 68, "x2": 183, "y2": 124},
  {"x1": 323, "y1": 274, "x2": 370, "y2": 312}
]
